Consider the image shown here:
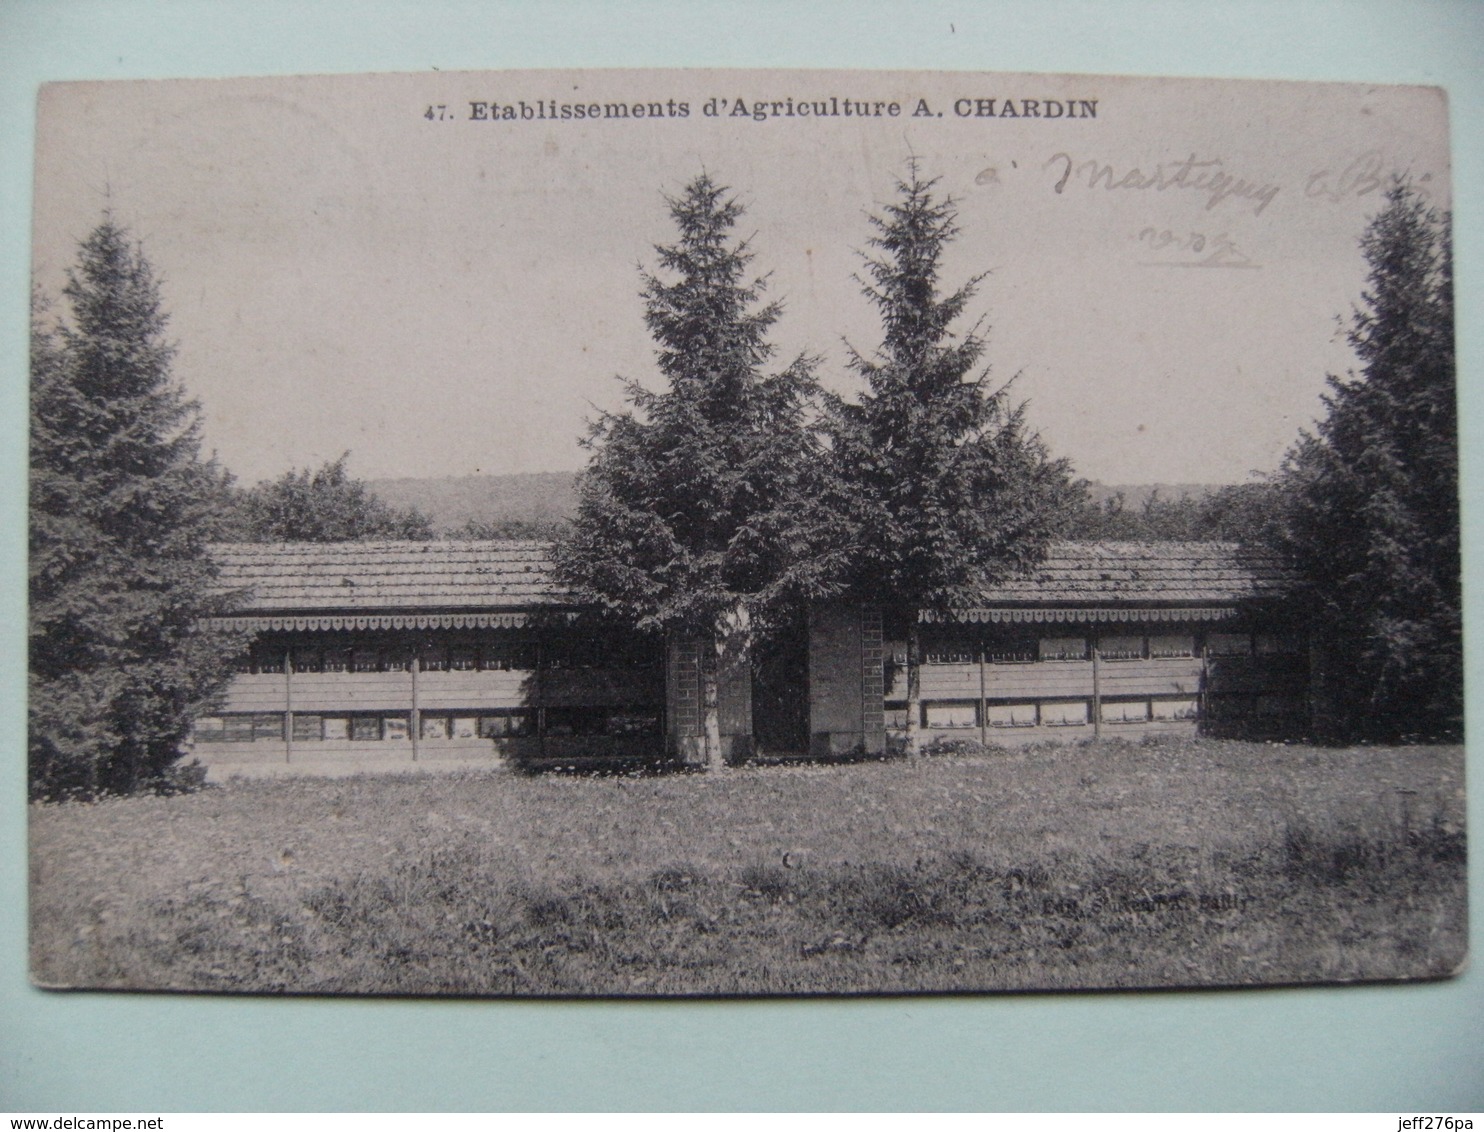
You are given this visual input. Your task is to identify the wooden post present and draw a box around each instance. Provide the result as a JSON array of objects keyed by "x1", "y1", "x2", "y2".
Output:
[
  {"x1": 410, "y1": 647, "x2": 420, "y2": 762},
  {"x1": 978, "y1": 638, "x2": 988, "y2": 747},
  {"x1": 904, "y1": 619, "x2": 922, "y2": 756},
  {"x1": 284, "y1": 644, "x2": 294, "y2": 764},
  {"x1": 535, "y1": 635, "x2": 546, "y2": 761},
  {"x1": 1091, "y1": 630, "x2": 1102, "y2": 740},
  {"x1": 1200, "y1": 636, "x2": 1211, "y2": 732}
]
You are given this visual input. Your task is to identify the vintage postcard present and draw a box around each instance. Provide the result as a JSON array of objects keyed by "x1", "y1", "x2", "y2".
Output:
[{"x1": 29, "y1": 69, "x2": 1463, "y2": 996}]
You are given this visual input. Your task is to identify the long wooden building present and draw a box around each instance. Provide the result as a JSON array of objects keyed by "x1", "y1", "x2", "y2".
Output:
[{"x1": 192, "y1": 539, "x2": 1305, "y2": 778}]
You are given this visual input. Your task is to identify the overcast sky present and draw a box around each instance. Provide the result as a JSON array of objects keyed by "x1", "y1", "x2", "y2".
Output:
[{"x1": 32, "y1": 69, "x2": 1450, "y2": 487}]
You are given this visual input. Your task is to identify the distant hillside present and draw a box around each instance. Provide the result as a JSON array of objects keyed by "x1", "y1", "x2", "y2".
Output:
[
  {"x1": 367, "y1": 472, "x2": 1236, "y2": 535},
  {"x1": 367, "y1": 471, "x2": 577, "y2": 532}
]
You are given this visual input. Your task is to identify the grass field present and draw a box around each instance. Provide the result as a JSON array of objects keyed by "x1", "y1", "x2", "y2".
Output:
[{"x1": 29, "y1": 738, "x2": 1467, "y2": 996}]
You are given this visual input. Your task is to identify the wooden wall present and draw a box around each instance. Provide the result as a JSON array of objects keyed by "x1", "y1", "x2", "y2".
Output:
[
  {"x1": 807, "y1": 606, "x2": 886, "y2": 756},
  {"x1": 197, "y1": 626, "x2": 665, "y2": 778}
]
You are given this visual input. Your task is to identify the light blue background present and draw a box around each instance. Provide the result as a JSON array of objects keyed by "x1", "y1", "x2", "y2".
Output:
[{"x1": 2, "y1": 0, "x2": 1481, "y2": 1112}]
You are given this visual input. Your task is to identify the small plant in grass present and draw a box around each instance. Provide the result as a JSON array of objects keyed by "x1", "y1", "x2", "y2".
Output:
[
  {"x1": 921, "y1": 736, "x2": 988, "y2": 757},
  {"x1": 738, "y1": 862, "x2": 793, "y2": 903}
]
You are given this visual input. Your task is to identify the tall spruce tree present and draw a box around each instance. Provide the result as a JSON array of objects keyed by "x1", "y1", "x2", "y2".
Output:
[
  {"x1": 30, "y1": 215, "x2": 241, "y2": 799},
  {"x1": 557, "y1": 174, "x2": 829, "y2": 768},
  {"x1": 1281, "y1": 181, "x2": 1459, "y2": 740},
  {"x1": 824, "y1": 164, "x2": 1081, "y2": 754}
]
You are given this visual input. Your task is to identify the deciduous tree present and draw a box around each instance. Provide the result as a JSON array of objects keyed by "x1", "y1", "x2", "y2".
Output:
[{"x1": 231, "y1": 453, "x2": 434, "y2": 542}]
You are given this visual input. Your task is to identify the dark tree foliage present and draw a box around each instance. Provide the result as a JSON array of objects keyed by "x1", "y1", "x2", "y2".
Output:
[
  {"x1": 446, "y1": 516, "x2": 570, "y2": 541},
  {"x1": 1194, "y1": 482, "x2": 1291, "y2": 546},
  {"x1": 30, "y1": 216, "x2": 243, "y2": 800},
  {"x1": 1071, "y1": 482, "x2": 1289, "y2": 544},
  {"x1": 231, "y1": 453, "x2": 434, "y2": 542},
  {"x1": 1281, "y1": 182, "x2": 1459, "y2": 741},
  {"x1": 823, "y1": 164, "x2": 1082, "y2": 751},
  {"x1": 557, "y1": 174, "x2": 831, "y2": 767}
]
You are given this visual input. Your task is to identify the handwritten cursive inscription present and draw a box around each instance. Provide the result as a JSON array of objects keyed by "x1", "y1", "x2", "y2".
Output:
[
  {"x1": 1305, "y1": 150, "x2": 1386, "y2": 203},
  {"x1": 1135, "y1": 227, "x2": 1259, "y2": 269},
  {"x1": 1044, "y1": 152, "x2": 1281, "y2": 216}
]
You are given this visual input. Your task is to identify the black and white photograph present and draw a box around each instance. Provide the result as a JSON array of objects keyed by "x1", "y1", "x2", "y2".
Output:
[{"x1": 28, "y1": 68, "x2": 1464, "y2": 997}]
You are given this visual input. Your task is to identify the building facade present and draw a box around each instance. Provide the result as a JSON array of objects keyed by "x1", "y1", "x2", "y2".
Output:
[{"x1": 193, "y1": 539, "x2": 1304, "y2": 778}]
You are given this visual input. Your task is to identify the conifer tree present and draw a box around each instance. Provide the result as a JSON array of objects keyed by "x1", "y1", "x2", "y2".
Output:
[
  {"x1": 557, "y1": 174, "x2": 830, "y2": 768},
  {"x1": 824, "y1": 164, "x2": 1081, "y2": 753},
  {"x1": 30, "y1": 215, "x2": 241, "y2": 799},
  {"x1": 1281, "y1": 182, "x2": 1459, "y2": 740}
]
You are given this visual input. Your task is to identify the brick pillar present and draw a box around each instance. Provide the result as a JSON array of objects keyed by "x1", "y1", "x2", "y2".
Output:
[
  {"x1": 860, "y1": 608, "x2": 885, "y2": 754},
  {"x1": 667, "y1": 635, "x2": 705, "y2": 766}
]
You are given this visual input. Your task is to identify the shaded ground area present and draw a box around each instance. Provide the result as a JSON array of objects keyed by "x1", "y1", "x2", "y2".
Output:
[{"x1": 30, "y1": 738, "x2": 1466, "y2": 996}]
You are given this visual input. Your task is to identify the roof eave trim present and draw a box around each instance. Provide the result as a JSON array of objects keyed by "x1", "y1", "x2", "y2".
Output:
[
  {"x1": 198, "y1": 611, "x2": 575, "y2": 632},
  {"x1": 922, "y1": 606, "x2": 1241, "y2": 625}
]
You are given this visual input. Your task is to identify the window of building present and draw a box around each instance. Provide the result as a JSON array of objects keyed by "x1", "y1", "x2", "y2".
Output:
[
  {"x1": 1255, "y1": 633, "x2": 1303, "y2": 656},
  {"x1": 451, "y1": 716, "x2": 479, "y2": 739},
  {"x1": 608, "y1": 709, "x2": 661, "y2": 737},
  {"x1": 222, "y1": 716, "x2": 257, "y2": 742},
  {"x1": 545, "y1": 638, "x2": 603, "y2": 670},
  {"x1": 291, "y1": 713, "x2": 324, "y2": 741},
  {"x1": 1206, "y1": 632, "x2": 1252, "y2": 657},
  {"x1": 924, "y1": 702, "x2": 977, "y2": 729},
  {"x1": 1041, "y1": 700, "x2": 1089, "y2": 726},
  {"x1": 349, "y1": 646, "x2": 413, "y2": 673},
  {"x1": 257, "y1": 645, "x2": 286, "y2": 674},
  {"x1": 1100, "y1": 635, "x2": 1144, "y2": 660},
  {"x1": 420, "y1": 715, "x2": 450, "y2": 740},
  {"x1": 483, "y1": 639, "x2": 537, "y2": 671},
  {"x1": 477, "y1": 712, "x2": 533, "y2": 738},
  {"x1": 383, "y1": 716, "x2": 410, "y2": 740},
  {"x1": 322, "y1": 716, "x2": 350, "y2": 740},
  {"x1": 1148, "y1": 633, "x2": 1195, "y2": 659},
  {"x1": 1039, "y1": 636, "x2": 1088, "y2": 661},
  {"x1": 883, "y1": 703, "x2": 909, "y2": 731},
  {"x1": 544, "y1": 706, "x2": 608, "y2": 735},
  {"x1": 290, "y1": 646, "x2": 323, "y2": 674},
  {"x1": 925, "y1": 641, "x2": 976, "y2": 665},
  {"x1": 985, "y1": 702, "x2": 1037, "y2": 728},
  {"x1": 1101, "y1": 698, "x2": 1151, "y2": 723},
  {"x1": 1151, "y1": 697, "x2": 1199, "y2": 721},
  {"x1": 349, "y1": 715, "x2": 383, "y2": 741},
  {"x1": 210, "y1": 713, "x2": 284, "y2": 742},
  {"x1": 984, "y1": 635, "x2": 1038, "y2": 664}
]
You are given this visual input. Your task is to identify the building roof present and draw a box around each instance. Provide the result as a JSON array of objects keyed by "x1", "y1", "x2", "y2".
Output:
[
  {"x1": 208, "y1": 539, "x2": 1296, "y2": 627},
  {"x1": 974, "y1": 541, "x2": 1295, "y2": 606},
  {"x1": 210, "y1": 540, "x2": 563, "y2": 614}
]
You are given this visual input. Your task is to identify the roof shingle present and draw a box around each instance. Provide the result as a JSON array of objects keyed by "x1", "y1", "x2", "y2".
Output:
[
  {"x1": 210, "y1": 541, "x2": 564, "y2": 612},
  {"x1": 208, "y1": 538, "x2": 1296, "y2": 616},
  {"x1": 974, "y1": 541, "x2": 1296, "y2": 606}
]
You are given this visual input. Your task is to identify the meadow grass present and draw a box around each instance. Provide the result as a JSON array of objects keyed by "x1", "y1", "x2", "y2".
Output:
[{"x1": 29, "y1": 737, "x2": 1466, "y2": 996}]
